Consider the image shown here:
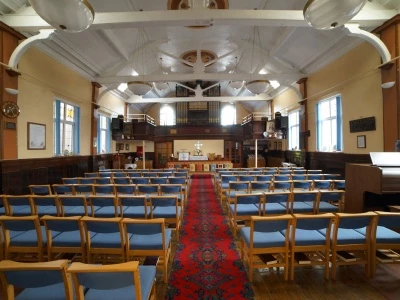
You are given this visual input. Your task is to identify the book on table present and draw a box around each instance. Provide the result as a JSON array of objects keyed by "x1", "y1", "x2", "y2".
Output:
[
  {"x1": 294, "y1": 252, "x2": 311, "y2": 265},
  {"x1": 258, "y1": 254, "x2": 278, "y2": 265},
  {"x1": 337, "y1": 251, "x2": 356, "y2": 262},
  {"x1": 376, "y1": 250, "x2": 394, "y2": 263}
]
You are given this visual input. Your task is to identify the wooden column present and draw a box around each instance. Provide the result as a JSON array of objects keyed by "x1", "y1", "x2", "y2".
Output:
[
  {"x1": 297, "y1": 78, "x2": 309, "y2": 151},
  {"x1": 90, "y1": 82, "x2": 101, "y2": 155},
  {"x1": 375, "y1": 16, "x2": 400, "y2": 151},
  {"x1": 0, "y1": 23, "x2": 25, "y2": 159}
]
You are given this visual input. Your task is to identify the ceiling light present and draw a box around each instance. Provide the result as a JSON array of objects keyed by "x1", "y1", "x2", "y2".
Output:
[
  {"x1": 154, "y1": 58, "x2": 169, "y2": 90},
  {"x1": 303, "y1": 0, "x2": 366, "y2": 30},
  {"x1": 29, "y1": 0, "x2": 95, "y2": 33},
  {"x1": 246, "y1": 80, "x2": 270, "y2": 95},
  {"x1": 127, "y1": 81, "x2": 153, "y2": 96},
  {"x1": 230, "y1": 81, "x2": 244, "y2": 89},
  {"x1": 117, "y1": 83, "x2": 127, "y2": 92},
  {"x1": 270, "y1": 80, "x2": 280, "y2": 89}
]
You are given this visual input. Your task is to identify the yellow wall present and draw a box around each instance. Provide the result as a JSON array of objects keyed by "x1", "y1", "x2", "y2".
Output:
[
  {"x1": 147, "y1": 103, "x2": 160, "y2": 125},
  {"x1": 174, "y1": 140, "x2": 224, "y2": 158},
  {"x1": 273, "y1": 41, "x2": 383, "y2": 154},
  {"x1": 235, "y1": 102, "x2": 251, "y2": 124},
  {"x1": 18, "y1": 47, "x2": 92, "y2": 159}
]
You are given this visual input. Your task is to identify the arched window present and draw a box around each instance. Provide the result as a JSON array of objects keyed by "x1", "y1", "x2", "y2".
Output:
[
  {"x1": 160, "y1": 105, "x2": 175, "y2": 126},
  {"x1": 220, "y1": 104, "x2": 236, "y2": 125}
]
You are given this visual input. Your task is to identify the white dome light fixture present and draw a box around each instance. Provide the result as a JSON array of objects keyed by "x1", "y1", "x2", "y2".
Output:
[
  {"x1": 154, "y1": 82, "x2": 169, "y2": 90},
  {"x1": 29, "y1": 0, "x2": 95, "y2": 33},
  {"x1": 229, "y1": 80, "x2": 244, "y2": 89},
  {"x1": 303, "y1": 0, "x2": 367, "y2": 30},
  {"x1": 246, "y1": 80, "x2": 270, "y2": 95},
  {"x1": 127, "y1": 81, "x2": 153, "y2": 96}
]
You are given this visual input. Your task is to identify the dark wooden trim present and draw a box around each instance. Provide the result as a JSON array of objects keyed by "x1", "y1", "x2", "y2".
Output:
[
  {"x1": 373, "y1": 14, "x2": 400, "y2": 34},
  {"x1": 0, "y1": 21, "x2": 26, "y2": 40}
]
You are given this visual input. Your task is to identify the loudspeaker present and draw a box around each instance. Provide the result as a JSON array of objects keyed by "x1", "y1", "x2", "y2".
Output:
[
  {"x1": 280, "y1": 116, "x2": 288, "y2": 129},
  {"x1": 275, "y1": 117, "x2": 281, "y2": 130},
  {"x1": 111, "y1": 118, "x2": 123, "y2": 131}
]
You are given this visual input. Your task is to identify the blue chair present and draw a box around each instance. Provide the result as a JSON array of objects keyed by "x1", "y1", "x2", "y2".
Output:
[
  {"x1": 250, "y1": 181, "x2": 271, "y2": 194},
  {"x1": 79, "y1": 178, "x2": 96, "y2": 184},
  {"x1": 136, "y1": 184, "x2": 159, "y2": 200},
  {"x1": 29, "y1": 185, "x2": 52, "y2": 196},
  {"x1": 290, "y1": 191, "x2": 318, "y2": 214},
  {"x1": 254, "y1": 175, "x2": 273, "y2": 182},
  {"x1": 158, "y1": 172, "x2": 172, "y2": 177},
  {"x1": 0, "y1": 259, "x2": 73, "y2": 300},
  {"x1": 30, "y1": 195, "x2": 60, "y2": 217},
  {"x1": 119, "y1": 196, "x2": 149, "y2": 219},
  {"x1": 112, "y1": 172, "x2": 127, "y2": 178},
  {"x1": 88, "y1": 195, "x2": 120, "y2": 218},
  {"x1": 62, "y1": 178, "x2": 79, "y2": 184},
  {"x1": 262, "y1": 192, "x2": 290, "y2": 215},
  {"x1": 324, "y1": 212, "x2": 376, "y2": 280},
  {"x1": 67, "y1": 261, "x2": 156, "y2": 300},
  {"x1": 81, "y1": 217, "x2": 125, "y2": 263},
  {"x1": 239, "y1": 215, "x2": 293, "y2": 281},
  {"x1": 324, "y1": 174, "x2": 341, "y2": 180},
  {"x1": 289, "y1": 213, "x2": 335, "y2": 280},
  {"x1": 98, "y1": 172, "x2": 112, "y2": 178},
  {"x1": 94, "y1": 177, "x2": 112, "y2": 184},
  {"x1": 333, "y1": 180, "x2": 346, "y2": 190},
  {"x1": 292, "y1": 180, "x2": 313, "y2": 191},
  {"x1": 238, "y1": 175, "x2": 255, "y2": 182},
  {"x1": 93, "y1": 184, "x2": 115, "y2": 196},
  {"x1": 307, "y1": 174, "x2": 324, "y2": 180},
  {"x1": 126, "y1": 172, "x2": 142, "y2": 178},
  {"x1": 291, "y1": 174, "x2": 307, "y2": 181},
  {"x1": 274, "y1": 175, "x2": 291, "y2": 181},
  {"x1": 74, "y1": 184, "x2": 94, "y2": 198},
  {"x1": 0, "y1": 215, "x2": 47, "y2": 261},
  {"x1": 114, "y1": 184, "x2": 136, "y2": 196},
  {"x1": 85, "y1": 172, "x2": 98, "y2": 178},
  {"x1": 218, "y1": 175, "x2": 238, "y2": 200},
  {"x1": 41, "y1": 215, "x2": 86, "y2": 262},
  {"x1": 52, "y1": 184, "x2": 75, "y2": 195},
  {"x1": 159, "y1": 184, "x2": 184, "y2": 209},
  {"x1": 113, "y1": 177, "x2": 131, "y2": 185},
  {"x1": 317, "y1": 190, "x2": 345, "y2": 213},
  {"x1": 58, "y1": 195, "x2": 89, "y2": 217},
  {"x1": 225, "y1": 181, "x2": 250, "y2": 206},
  {"x1": 229, "y1": 194, "x2": 262, "y2": 237},
  {"x1": 131, "y1": 177, "x2": 149, "y2": 185},
  {"x1": 150, "y1": 196, "x2": 182, "y2": 239},
  {"x1": 369, "y1": 211, "x2": 400, "y2": 277},
  {"x1": 122, "y1": 218, "x2": 172, "y2": 283},
  {"x1": 150, "y1": 177, "x2": 168, "y2": 184},
  {"x1": 3, "y1": 195, "x2": 33, "y2": 216},
  {"x1": 272, "y1": 181, "x2": 292, "y2": 193},
  {"x1": 312, "y1": 180, "x2": 333, "y2": 191},
  {"x1": 264, "y1": 170, "x2": 277, "y2": 175},
  {"x1": 168, "y1": 177, "x2": 187, "y2": 199}
]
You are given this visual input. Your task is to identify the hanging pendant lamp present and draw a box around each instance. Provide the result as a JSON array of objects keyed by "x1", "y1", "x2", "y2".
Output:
[
  {"x1": 246, "y1": 80, "x2": 270, "y2": 95},
  {"x1": 127, "y1": 81, "x2": 153, "y2": 96},
  {"x1": 303, "y1": 0, "x2": 367, "y2": 30},
  {"x1": 29, "y1": 0, "x2": 95, "y2": 32}
]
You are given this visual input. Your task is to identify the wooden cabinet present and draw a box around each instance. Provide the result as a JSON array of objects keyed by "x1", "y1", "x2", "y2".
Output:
[
  {"x1": 155, "y1": 142, "x2": 173, "y2": 168},
  {"x1": 224, "y1": 141, "x2": 242, "y2": 167}
]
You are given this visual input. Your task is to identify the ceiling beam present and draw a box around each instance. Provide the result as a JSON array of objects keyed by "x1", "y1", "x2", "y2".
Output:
[
  {"x1": 96, "y1": 72, "x2": 304, "y2": 85},
  {"x1": 1, "y1": 8, "x2": 396, "y2": 31},
  {"x1": 126, "y1": 94, "x2": 271, "y2": 104}
]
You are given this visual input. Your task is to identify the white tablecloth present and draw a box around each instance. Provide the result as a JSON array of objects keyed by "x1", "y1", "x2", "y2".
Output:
[{"x1": 189, "y1": 155, "x2": 208, "y2": 161}]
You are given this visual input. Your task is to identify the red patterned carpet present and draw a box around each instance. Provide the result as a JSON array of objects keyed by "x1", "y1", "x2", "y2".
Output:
[{"x1": 166, "y1": 175, "x2": 254, "y2": 299}]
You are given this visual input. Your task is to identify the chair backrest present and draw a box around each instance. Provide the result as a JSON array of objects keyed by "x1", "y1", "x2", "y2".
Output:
[
  {"x1": 255, "y1": 175, "x2": 273, "y2": 182},
  {"x1": 168, "y1": 177, "x2": 186, "y2": 185},
  {"x1": 29, "y1": 185, "x2": 52, "y2": 195},
  {"x1": 112, "y1": 172, "x2": 127, "y2": 178},
  {"x1": 131, "y1": 178, "x2": 149, "y2": 184},
  {"x1": 62, "y1": 178, "x2": 79, "y2": 184},
  {"x1": 251, "y1": 215, "x2": 293, "y2": 233},
  {"x1": 291, "y1": 174, "x2": 307, "y2": 181},
  {"x1": 160, "y1": 184, "x2": 182, "y2": 195},
  {"x1": 52, "y1": 184, "x2": 75, "y2": 195},
  {"x1": 264, "y1": 170, "x2": 277, "y2": 175},
  {"x1": 57, "y1": 195, "x2": 88, "y2": 216},
  {"x1": 307, "y1": 174, "x2": 324, "y2": 180},
  {"x1": 0, "y1": 260, "x2": 73, "y2": 300},
  {"x1": 374, "y1": 211, "x2": 400, "y2": 230},
  {"x1": 274, "y1": 175, "x2": 291, "y2": 181},
  {"x1": 119, "y1": 195, "x2": 147, "y2": 207},
  {"x1": 74, "y1": 184, "x2": 94, "y2": 195},
  {"x1": 88, "y1": 196, "x2": 118, "y2": 217},
  {"x1": 238, "y1": 175, "x2": 255, "y2": 182},
  {"x1": 137, "y1": 184, "x2": 159, "y2": 195},
  {"x1": 149, "y1": 196, "x2": 178, "y2": 207},
  {"x1": 323, "y1": 174, "x2": 341, "y2": 180},
  {"x1": 313, "y1": 180, "x2": 333, "y2": 190},
  {"x1": 220, "y1": 175, "x2": 238, "y2": 184},
  {"x1": 292, "y1": 213, "x2": 335, "y2": 231},
  {"x1": 114, "y1": 184, "x2": 136, "y2": 195},
  {"x1": 79, "y1": 178, "x2": 96, "y2": 184},
  {"x1": 113, "y1": 177, "x2": 131, "y2": 185},
  {"x1": 272, "y1": 181, "x2": 292, "y2": 192},
  {"x1": 81, "y1": 217, "x2": 123, "y2": 234},
  {"x1": 333, "y1": 180, "x2": 346, "y2": 190},
  {"x1": 264, "y1": 192, "x2": 291, "y2": 204},
  {"x1": 127, "y1": 172, "x2": 141, "y2": 178},
  {"x1": 98, "y1": 172, "x2": 112, "y2": 178},
  {"x1": 250, "y1": 181, "x2": 271, "y2": 192},
  {"x1": 67, "y1": 261, "x2": 156, "y2": 300},
  {"x1": 94, "y1": 177, "x2": 112, "y2": 185},
  {"x1": 41, "y1": 215, "x2": 82, "y2": 233},
  {"x1": 228, "y1": 181, "x2": 250, "y2": 192},
  {"x1": 292, "y1": 191, "x2": 318, "y2": 203},
  {"x1": 234, "y1": 194, "x2": 263, "y2": 205},
  {"x1": 292, "y1": 180, "x2": 312, "y2": 191},
  {"x1": 150, "y1": 177, "x2": 168, "y2": 184},
  {"x1": 0, "y1": 215, "x2": 40, "y2": 233},
  {"x1": 30, "y1": 195, "x2": 60, "y2": 216},
  {"x1": 93, "y1": 184, "x2": 115, "y2": 195},
  {"x1": 3, "y1": 195, "x2": 33, "y2": 216},
  {"x1": 123, "y1": 218, "x2": 165, "y2": 239},
  {"x1": 334, "y1": 212, "x2": 377, "y2": 230},
  {"x1": 85, "y1": 173, "x2": 98, "y2": 178}
]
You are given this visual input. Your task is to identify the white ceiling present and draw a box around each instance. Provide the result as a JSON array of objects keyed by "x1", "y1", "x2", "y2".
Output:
[{"x1": 0, "y1": 0, "x2": 399, "y2": 113}]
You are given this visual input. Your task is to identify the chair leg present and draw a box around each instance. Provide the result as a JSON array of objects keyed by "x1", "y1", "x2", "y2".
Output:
[
  {"x1": 290, "y1": 250, "x2": 295, "y2": 280},
  {"x1": 324, "y1": 249, "x2": 330, "y2": 280},
  {"x1": 248, "y1": 254, "x2": 254, "y2": 282},
  {"x1": 331, "y1": 251, "x2": 337, "y2": 280},
  {"x1": 284, "y1": 251, "x2": 289, "y2": 280},
  {"x1": 163, "y1": 253, "x2": 168, "y2": 283}
]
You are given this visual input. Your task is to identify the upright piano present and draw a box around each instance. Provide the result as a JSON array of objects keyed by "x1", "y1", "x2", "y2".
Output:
[{"x1": 345, "y1": 152, "x2": 400, "y2": 212}]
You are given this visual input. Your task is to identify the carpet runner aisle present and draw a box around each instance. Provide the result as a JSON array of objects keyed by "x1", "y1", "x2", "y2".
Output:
[{"x1": 166, "y1": 174, "x2": 254, "y2": 299}]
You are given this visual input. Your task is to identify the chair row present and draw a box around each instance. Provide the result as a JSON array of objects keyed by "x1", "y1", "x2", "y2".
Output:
[
  {"x1": 0, "y1": 260, "x2": 156, "y2": 300},
  {"x1": 0, "y1": 215, "x2": 173, "y2": 283},
  {"x1": 60, "y1": 176, "x2": 190, "y2": 185},
  {"x1": 85, "y1": 170, "x2": 188, "y2": 178},
  {"x1": 227, "y1": 191, "x2": 345, "y2": 236},
  {"x1": 239, "y1": 211, "x2": 400, "y2": 282}
]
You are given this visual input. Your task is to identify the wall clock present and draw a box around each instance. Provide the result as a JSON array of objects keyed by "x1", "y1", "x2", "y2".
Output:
[{"x1": 2, "y1": 101, "x2": 20, "y2": 118}]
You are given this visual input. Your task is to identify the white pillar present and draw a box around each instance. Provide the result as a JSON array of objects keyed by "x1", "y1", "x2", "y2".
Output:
[
  {"x1": 255, "y1": 139, "x2": 258, "y2": 168},
  {"x1": 142, "y1": 140, "x2": 146, "y2": 170}
]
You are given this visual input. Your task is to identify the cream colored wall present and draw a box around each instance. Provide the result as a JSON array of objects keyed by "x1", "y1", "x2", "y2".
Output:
[
  {"x1": 98, "y1": 90, "x2": 125, "y2": 116},
  {"x1": 273, "y1": 87, "x2": 301, "y2": 116},
  {"x1": 273, "y1": 42, "x2": 383, "y2": 154},
  {"x1": 18, "y1": 47, "x2": 92, "y2": 159},
  {"x1": 235, "y1": 102, "x2": 251, "y2": 124},
  {"x1": 174, "y1": 140, "x2": 224, "y2": 158},
  {"x1": 115, "y1": 140, "x2": 154, "y2": 154}
]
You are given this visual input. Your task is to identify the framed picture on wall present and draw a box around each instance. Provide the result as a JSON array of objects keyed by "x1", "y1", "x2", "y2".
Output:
[
  {"x1": 125, "y1": 144, "x2": 129, "y2": 150},
  {"x1": 116, "y1": 143, "x2": 124, "y2": 151},
  {"x1": 357, "y1": 135, "x2": 366, "y2": 148},
  {"x1": 267, "y1": 120, "x2": 275, "y2": 133},
  {"x1": 28, "y1": 122, "x2": 46, "y2": 150}
]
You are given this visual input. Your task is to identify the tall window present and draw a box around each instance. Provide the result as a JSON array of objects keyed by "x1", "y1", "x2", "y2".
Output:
[
  {"x1": 97, "y1": 115, "x2": 111, "y2": 154},
  {"x1": 317, "y1": 95, "x2": 342, "y2": 152},
  {"x1": 160, "y1": 105, "x2": 175, "y2": 126},
  {"x1": 221, "y1": 104, "x2": 236, "y2": 125},
  {"x1": 54, "y1": 100, "x2": 80, "y2": 155},
  {"x1": 288, "y1": 110, "x2": 299, "y2": 150}
]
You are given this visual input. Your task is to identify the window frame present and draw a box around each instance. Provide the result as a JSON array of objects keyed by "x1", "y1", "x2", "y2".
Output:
[
  {"x1": 97, "y1": 114, "x2": 111, "y2": 154},
  {"x1": 54, "y1": 99, "x2": 80, "y2": 156},
  {"x1": 220, "y1": 103, "x2": 236, "y2": 126},
  {"x1": 316, "y1": 94, "x2": 342, "y2": 152},
  {"x1": 288, "y1": 109, "x2": 300, "y2": 150}
]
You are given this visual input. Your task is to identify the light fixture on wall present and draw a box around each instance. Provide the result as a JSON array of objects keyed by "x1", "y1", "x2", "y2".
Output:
[
  {"x1": 29, "y1": 0, "x2": 95, "y2": 33},
  {"x1": 245, "y1": 26, "x2": 270, "y2": 95},
  {"x1": 381, "y1": 81, "x2": 395, "y2": 89},
  {"x1": 194, "y1": 140, "x2": 203, "y2": 156},
  {"x1": 303, "y1": 0, "x2": 367, "y2": 30},
  {"x1": 127, "y1": 28, "x2": 153, "y2": 96},
  {"x1": 5, "y1": 88, "x2": 18, "y2": 95}
]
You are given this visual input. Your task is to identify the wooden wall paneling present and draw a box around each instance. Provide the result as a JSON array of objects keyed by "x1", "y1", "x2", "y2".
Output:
[
  {"x1": 91, "y1": 82, "x2": 101, "y2": 155},
  {"x1": 297, "y1": 78, "x2": 308, "y2": 151}
]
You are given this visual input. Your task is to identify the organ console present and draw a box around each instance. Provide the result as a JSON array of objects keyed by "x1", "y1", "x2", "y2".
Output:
[{"x1": 345, "y1": 152, "x2": 400, "y2": 212}]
